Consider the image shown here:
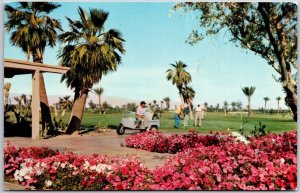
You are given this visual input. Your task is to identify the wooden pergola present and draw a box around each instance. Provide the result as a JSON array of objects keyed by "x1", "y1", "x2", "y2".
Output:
[{"x1": 4, "y1": 58, "x2": 70, "y2": 140}]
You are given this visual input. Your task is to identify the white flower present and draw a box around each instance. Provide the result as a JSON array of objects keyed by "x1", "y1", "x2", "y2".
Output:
[
  {"x1": 230, "y1": 132, "x2": 250, "y2": 144},
  {"x1": 94, "y1": 164, "x2": 112, "y2": 173},
  {"x1": 90, "y1": 165, "x2": 96, "y2": 170},
  {"x1": 41, "y1": 163, "x2": 46, "y2": 167},
  {"x1": 36, "y1": 169, "x2": 43, "y2": 176},
  {"x1": 280, "y1": 158, "x2": 285, "y2": 164},
  {"x1": 60, "y1": 163, "x2": 66, "y2": 169},
  {"x1": 14, "y1": 170, "x2": 21, "y2": 181},
  {"x1": 83, "y1": 161, "x2": 90, "y2": 170},
  {"x1": 45, "y1": 180, "x2": 52, "y2": 187}
]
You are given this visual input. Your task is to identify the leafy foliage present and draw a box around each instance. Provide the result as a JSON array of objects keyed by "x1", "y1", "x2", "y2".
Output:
[{"x1": 5, "y1": 2, "x2": 62, "y2": 62}]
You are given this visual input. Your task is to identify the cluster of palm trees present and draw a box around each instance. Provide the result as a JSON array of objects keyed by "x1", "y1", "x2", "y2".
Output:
[
  {"x1": 264, "y1": 96, "x2": 282, "y2": 114},
  {"x1": 148, "y1": 97, "x2": 171, "y2": 111},
  {"x1": 166, "y1": 61, "x2": 195, "y2": 118},
  {"x1": 5, "y1": 2, "x2": 125, "y2": 135}
]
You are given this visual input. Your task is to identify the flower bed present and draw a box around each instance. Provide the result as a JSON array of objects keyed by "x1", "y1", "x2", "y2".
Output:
[
  {"x1": 125, "y1": 130, "x2": 222, "y2": 154},
  {"x1": 126, "y1": 130, "x2": 297, "y2": 190},
  {"x1": 4, "y1": 142, "x2": 152, "y2": 190},
  {"x1": 4, "y1": 131, "x2": 297, "y2": 190}
]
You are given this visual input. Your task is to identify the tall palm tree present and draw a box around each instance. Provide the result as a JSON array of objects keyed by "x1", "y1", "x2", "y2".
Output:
[
  {"x1": 242, "y1": 86, "x2": 256, "y2": 117},
  {"x1": 163, "y1": 97, "x2": 170, "y2": 110},
  {"x1": 263, "y1": 97, "x2": 270, "y2": 110},
  {"x1": 166, "y1": 61, "x2": 192, "y2": 104},
  {"x1": 93, "y1": 87, "x2": 104, "y2": 114},
  {"x1": 276, "y1": 97, "x2": 282, "y2": 114},
  {"x1": 58, "y1": 7, "x2": 125, "y2": 134},
  {"x1": 182, "y1": 85, "x2": 196, "y2": 119},
  {"x1": 5, "y1": 2, "x2": 62, "y2": 135}
]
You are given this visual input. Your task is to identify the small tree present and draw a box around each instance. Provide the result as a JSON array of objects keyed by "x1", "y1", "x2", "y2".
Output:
[
  {"x1": 93, "y1": 87, "x2": 104, "y2": 114},
  {"x1": 160, "y1": 101, "x2": 164, "y2": 110},
  {"x1": 88, "y1": 100, "x2": 96, "y2": 113},
  {"x1": 102, "y1": 101, "x2": 110, "y2": 114},
  {"x1": 216, "y1": 103, "x2": 220, "y2": 112},
  {"x1": 263, "y1": 97, "x2": 270, "y2": 111},
  {"x1": 276, "y1": 97, "x2": 282, "y2": 114},
  {"x1": 223, "y1": 101, "x2": 228, "y2": 115},
  {"x1": 231, "y1": 102, "x2": 236, "y2": 111},
  {"x1": 4, "y1": 82, "x2": 11, "y2": 105},
  {"x1": 163, "y1": 97, "x2": 171, "y2": 110},
  {"x1": 242, "y1": 86, "x2": 256, "y2": 117}
]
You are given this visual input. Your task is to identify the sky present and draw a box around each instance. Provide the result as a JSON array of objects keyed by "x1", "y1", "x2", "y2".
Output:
[{"x1": 3, "y1": 2, "x2": 289, "y2": 109}]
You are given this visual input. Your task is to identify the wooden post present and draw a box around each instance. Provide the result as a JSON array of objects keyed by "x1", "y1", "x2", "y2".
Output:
[{"x1": 32, "y1": 69, "x2": 40, "y2": 140}]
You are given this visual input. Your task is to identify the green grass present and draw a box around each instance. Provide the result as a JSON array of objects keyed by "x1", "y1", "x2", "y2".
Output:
[{"x1": 56, "y1": 111, "x2": 297, "y2": 134}]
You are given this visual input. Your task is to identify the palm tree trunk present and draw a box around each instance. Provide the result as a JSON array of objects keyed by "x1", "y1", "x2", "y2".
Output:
[
  {"x1": 39, "y1": 73, "x2": 54, "y2": 135},
  {"x1": 61, "y1": 109, "x2": 66, "y2": 117},
  {"x1": 65, "y1": 88, "x2": 89, "y2": 134},
  {"x1": 180, "y1": 94, "x2": 184, "y2": 105},
  {"x1": 264, "y1": 101, "x2": 267, "y2": 111},
  {"x1": 98, "y1": 95, "x2": 101, "y2": 114},
  {"x1": 277, "y1": 101, "x2": 280, "y2": 115},
  {"x1": 99, "y1": 95, "x2": 102, "y2": 114},
  {"x1": 188, "y1": 100, "x2": 194, "y2": 119},
  {"x1": 248, "y1": 96, "x2": 251, "y2": 117}
]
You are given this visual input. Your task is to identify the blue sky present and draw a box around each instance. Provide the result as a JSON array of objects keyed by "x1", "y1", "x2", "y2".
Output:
[{"x1": 4, "y1": 2, "x2": 288, "y2": 109}]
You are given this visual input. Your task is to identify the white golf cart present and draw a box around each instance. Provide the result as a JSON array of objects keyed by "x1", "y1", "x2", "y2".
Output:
[{"x1": 116, "y1": 110, "x2": 160, "y2": 135}]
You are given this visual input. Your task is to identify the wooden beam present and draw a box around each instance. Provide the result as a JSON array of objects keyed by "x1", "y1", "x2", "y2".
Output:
[
  {"x1": 32, "y1": 69, "x2": 40, "y2": 140},
  {"x1": 4, "y1": 58, "x2": 70, "y2": 74}
]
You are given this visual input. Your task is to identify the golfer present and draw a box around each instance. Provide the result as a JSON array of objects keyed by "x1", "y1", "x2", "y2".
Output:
[
  {"x1": 174, "y1": 105, "x2": 183, "y2": 128},
  {"x1": 136, "y1": 101, "x2": 148, "y2": 128},
  {"x1": 195, "y1": 104, "x2": 203, "y2": 127}
]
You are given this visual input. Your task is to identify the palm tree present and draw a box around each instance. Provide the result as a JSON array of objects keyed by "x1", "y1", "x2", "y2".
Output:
[
  {"x1": 59, "y1": 95, "x2": 73, "y2": 117},
  {"x1": 93, "y1": 87, "x2": 104, "y2": 114},
  {"x1": 231, "y1": 102, "x2": 236, "y2": 111},
  {"x1": 216, "y1": 103, "x2": 220, "y2": 112},
  {"x1": 223, "y1": 101, "x2": 228, "y2": 115},
  {"x1": 263, "y1": 97, "x2": 270, "y2": 111},
  {"x1": 182, "y1": 86, "x2": 196, "y2": 119},
  {"x1": 4, "y1": 82, "x2": 11, "y2": 105},
  {"x1": 5, "y1": 2, "x2": 62, "y2": 135},
  {"x1": 160, "y1": 101, "x2": 164, "y2": 110},
  {"x1": 163, "y1": 97, "x2": 170, "y2": 111},
  {"x1": 153, "y1": 100, "x2": 157, "y2": 107},
  {"x1": 242, "y1": 86, "x2": 256, "y2": 117},
  {"x1": 276, "y1": 97, "x2": 282, "y2": 114},
  {"x1": 166, "y1": 61, "x2": 192, "y2": 104},
  {"x1": 58, "y1": 7, "x2": 125, "y2": 134}
]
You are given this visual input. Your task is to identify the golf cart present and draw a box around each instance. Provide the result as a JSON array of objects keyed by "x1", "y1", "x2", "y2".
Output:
[{"x1": 116, "y1": 110, "x2": 160, "y2": 135}]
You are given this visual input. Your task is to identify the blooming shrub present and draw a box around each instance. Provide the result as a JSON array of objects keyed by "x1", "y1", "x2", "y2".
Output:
[{"x1": 4, "y1": 131, "x2": 297, "y2": 190}]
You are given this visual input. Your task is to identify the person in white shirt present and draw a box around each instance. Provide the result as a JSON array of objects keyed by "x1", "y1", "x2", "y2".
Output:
[
  {"x1": 136, "y1": 101, "x2": 148, "y2": 128},
  {"x1": 194, "y1": 104, "x2": 203, "y2": 127}
]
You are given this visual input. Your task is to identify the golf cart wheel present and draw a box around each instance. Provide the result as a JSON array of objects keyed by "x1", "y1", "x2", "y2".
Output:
[
  {"x1": 117, "y1": 124, "x2": 125, "y2": 135},
  {"x1": 150, "y1": 126, "x2": 158, "y2": 131},
  {"x1": 139, "y1": 129, "x2": 146, "y2": 133}
]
